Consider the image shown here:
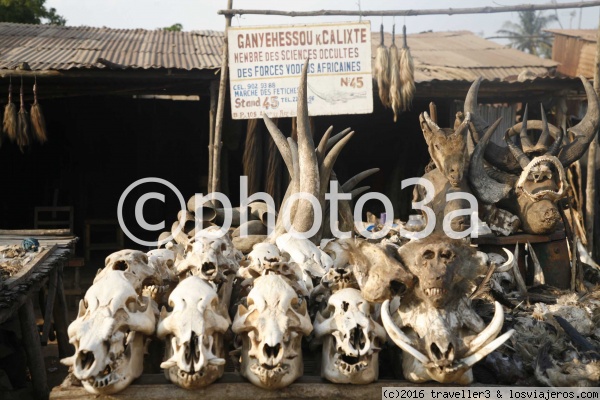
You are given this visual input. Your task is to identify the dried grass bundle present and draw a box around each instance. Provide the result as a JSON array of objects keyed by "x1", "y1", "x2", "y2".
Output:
[
  {"x1": 30, "y1": 79, "x2": 47, "y2": 144},
  {"x1": 388, "y1": 24, "x2": 402, "y2": 122},
  {"x1": 17, "y1": 79, "x2": 30, "y2": 152},
  {"x1": 3, "y1": 80, "x2": 17, "y2": 142},
  {"x1": 374, "y1": 24, "x2": 390, "y2": 108},
  {"x1": 399, "y1": 25, "x2": 415, "y2": 111}
]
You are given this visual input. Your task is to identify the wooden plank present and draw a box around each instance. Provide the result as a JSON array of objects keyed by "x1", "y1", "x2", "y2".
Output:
[
  {"x1": 2, "y1": 245, "x2": 57, "y2": 290},
  {"x1": 472, "y1": 230, "x2": 565, "y2": 246},
  {"x1": 0, "y1": 229, "x2": 72, "y2": 236},
  {"x1": 50, "y1": 374, "x2": 494, "y2": 400}
]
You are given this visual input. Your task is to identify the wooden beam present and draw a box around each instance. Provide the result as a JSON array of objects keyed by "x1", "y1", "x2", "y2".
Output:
[
  {"x1": 19, "y1": 298, "x2": 49, "y2": 400},
  {"x1": 211, "y1": 0, "x2": 233, "y2": 194},
  {"x1": 219, "y1": 1, "x2": 600, "y2": 17}
]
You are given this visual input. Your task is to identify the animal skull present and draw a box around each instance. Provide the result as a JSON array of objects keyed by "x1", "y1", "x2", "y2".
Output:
[
  {"x1": 157, "y1": 276, "x2": 230, "y2": 389},
  {"x1": 95, "y1": 249, "x2": 161, "y2": 291},
  {"x1": 61, "y1": 271, "x2": 156, "y2": 394},
  {"x1": 232, "y1": 273, "x2": 312, "y2": 389},
  {"x1": 313, "y1": 288, "x2": 386, "y2": 384},
  {"x1": 177, "y1": 228, "x2": 239, "y2": 282}
]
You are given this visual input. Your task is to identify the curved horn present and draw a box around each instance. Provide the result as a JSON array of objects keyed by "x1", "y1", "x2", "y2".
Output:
[
  {"x1": 381, "y1": 300, "x2": 429, "y2": 364},
  {"x1": 459, "y1": 329, "x2": 515, "y2": 368},
  {"x1": 293, "y1": 58, "x2": 320, "y2": 234},
  {"x1": 495, "y1": 247, "x2": 515, "y2": 273},
  {"x1": 505, "y1": 132, "x2": 531, "y2": 170},
  {"x1": 342, "y1": 168, "x2": 380, "y2": 192},
  {"x1": 316, "y1": 125, "x2": 334, "y2": 164},
  {"x1": 559, "y1": 76, "x2": 600, "y2": 166},
  {"x1": 519, "y1": 104, "x2": 535, "y2": 153},
  {"x1": 534, "y1": 104, "x2": 550, "y2": 153},
  {"x1": 464, "y1": 77, "x2": 489, "y2": 140},
  {"x1": 464, "y1": 302, "x2": 505, "y2": 356},
  {"x1": 263, "y1": 115, "x2": 293, "y2": 175},
  {"x1": 326, "y1": 127, "x2": 352, "y2": 153},
  {"x1": 546, "y1": 124, "x2": 564, "y2": 156},
  {"x1": 423, "y1": 111, "x2": 442, "y2": 132},
  {"x1": 319, "y1": 131, "x2": 355, "y2": 201},
  {"x1": 468, "y1": 118, "x2": 513, "y2": 204}
]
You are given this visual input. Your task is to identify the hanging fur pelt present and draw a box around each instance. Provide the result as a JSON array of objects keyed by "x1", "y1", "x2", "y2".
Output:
[
  {"x1": 16, "y1": 78, "x2": 30, "y2": 153},
  {"x1": 30, "y1": 78, "x2": 47, "y2": 144},
  {"x1": 399, "y1": 25, "x2": 415, "y2": 111},
  {"x1": 388, "y1": 24, "x2": 402, "y2": 122},
  {"x1": 3, "y1": 78, "x2": 17, "y2": 142},
  {"x1": 374, "y1": 23, "x2": 390, "y2": 108},
  {"x1": 242, "y1": 118, "x2": 263, "y2": 195}
]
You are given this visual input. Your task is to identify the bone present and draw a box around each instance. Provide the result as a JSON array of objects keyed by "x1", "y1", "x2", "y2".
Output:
[
  {"x1": 464, "y1": 302, "x2": 505, "y2": 356},
  {"x1": 495, "y1": 248, "x2": 515, "y2": 273},
  {"x1": 505, "y1": 131, "x2": 531, "y2": 170},
  {"x1": 459, "y1": 329, "x2": 515, "y2": 368},
  {"x1": 381, "y1": 300, "x2": 429, "y2": 364},
  {"x1": 325, "y1": 127, "x2": 352, "y2": 153},
  {"x1": 534, "y1": 104, "x2": 550, "y2": 153},
  {"x1": 319, "y1": 131, "x2": 355, "y2": 201},
  {"x1": 233, "y1": 220, "x2": 268, "y2": 237},
  {"x1": 248, "y1": 202, "x2": 275, "y2": 225},
  {"x1": 519, "y1": 104, "x2": 535, "y2": 153},
  {"x1": 576, "y1": 238, "x2": 600, "y2": 270}
]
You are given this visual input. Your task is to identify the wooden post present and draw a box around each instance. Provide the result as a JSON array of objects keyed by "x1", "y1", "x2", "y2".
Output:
[
  {"x1": 53, "y1": 262, "x2": 74, "y2": 359},
  {"x1": 211, "y1": 0, "x2": 233, "y2": 194},
  {"x1": 587, "y1": 17, "x2": 600, "y2": 255},
  {"x1": 19, "y1": 298, "x2": 48, "y2": 399},
  {"x1": 208, "y1": 79, "x2": 218, "y2": 193}
]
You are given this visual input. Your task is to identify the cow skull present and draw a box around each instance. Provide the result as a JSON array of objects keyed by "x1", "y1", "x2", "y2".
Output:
[
  {"x1": 157, "y1": 276, "x2": 230, "y2": 389},
  {"x1": 61, "y1": 271, "x2": 156, "y2": 394},
  {"x1": 232, "y1": 273, "x2": 312, "y2": 389},
  {"x1": 314, "y1": 288, "x2": 386, "y2": 384}
]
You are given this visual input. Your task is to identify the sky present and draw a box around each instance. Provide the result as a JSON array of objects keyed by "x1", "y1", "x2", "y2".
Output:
[{"x1": 45, "y1": 0, "x2": 600, "y2": 44}]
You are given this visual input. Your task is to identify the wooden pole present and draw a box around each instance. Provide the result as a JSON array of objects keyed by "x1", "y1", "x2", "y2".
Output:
[
  {"x1": 208, "y1": 79, "x2": 218, "y2": 193},
  {"x1": 587, "y1": 16, "x2": 600, "y2": 255},
  {"x1": 219, "y1": 1, "x2": 600, "y2": 17},
  {"x1": 211, "y1": 0, "x2": 233, "y2": 194},
  {"x1": 19, "y1": 298, "x2": 49, "y2": 399}
]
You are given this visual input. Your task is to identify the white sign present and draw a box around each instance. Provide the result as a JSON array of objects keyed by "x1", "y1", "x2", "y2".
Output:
[{"x1": 228, "y1": 21, "x2": 373, "y2": 120}]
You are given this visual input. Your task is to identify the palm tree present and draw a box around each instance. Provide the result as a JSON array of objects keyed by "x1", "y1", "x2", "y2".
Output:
[{"x1": 497, "y1": 10, "x2": 558, "y2": 58}]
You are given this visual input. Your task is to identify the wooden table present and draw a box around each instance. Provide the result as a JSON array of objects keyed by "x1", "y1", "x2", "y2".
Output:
[{"x1": 0, "y1": 230, "x2": 77, "y2": 400}]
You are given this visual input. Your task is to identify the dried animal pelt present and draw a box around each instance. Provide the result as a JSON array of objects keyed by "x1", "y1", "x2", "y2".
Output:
[
  {"x1": 30, "y1": 78, "x2": 47, "y2": 144},
  {"x1": 374, "y1": 23, "x2": 390, "y2": 108},
  {"x1": 3, "y1": 78, "x2": 17, "y2": 142},
  {"x1": 399, "y1": 25, "x2": 415, "y2": 111},
  {"x1": 388, "y1": 24, "x2": 402, "y2": 122},
  {"x1": 17, "y1": 78, "x2": 30, "y2": 152}
]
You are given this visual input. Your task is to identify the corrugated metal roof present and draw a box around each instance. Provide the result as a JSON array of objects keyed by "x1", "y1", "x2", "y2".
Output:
[
  {"x1": 0, "y1": 24, "x2": 557, "y2": 83},
  {"x1": 372, "y1": 31, "x2": 557, "y2": 83},
  {"x1": 546, "y1": 29, "x2": 596, "y2": 42},
  {"x1": 0, "y1": 22, "x2": 223, "y2": 71}
]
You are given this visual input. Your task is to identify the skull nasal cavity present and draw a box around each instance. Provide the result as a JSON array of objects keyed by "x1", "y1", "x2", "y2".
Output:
[
  {"x1": 112, "y1": 260, "x2": 128, "y2": 271},
  {"x1": 264, "y1": 343, "x2": 281, "y2": 359},
  {"x1": 202, "y1": 262, "x2": 216, "y2": 276},
  {"x1": 430, "y1": 342, "x2": 453, "y2": 360},
  {"x1": 79, "y1": 350, "x2": 95, "y2": 370}
]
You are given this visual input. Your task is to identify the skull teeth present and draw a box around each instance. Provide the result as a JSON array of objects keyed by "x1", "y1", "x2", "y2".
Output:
[
  {"x1": 424, "y1": 288, "x2": 446, "y2": 297},
  {"x1": 334, "y1": 358, "x2": 368, "y2": 375}
]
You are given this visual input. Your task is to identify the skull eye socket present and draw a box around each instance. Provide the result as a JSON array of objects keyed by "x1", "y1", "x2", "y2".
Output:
[
  {"x1": 423, "y1": 250, "x2": 435, "y2": 260},
  {"x1": 126, "y1": 297, "x2": 138, "y2": 312},
  {"x1": 291, "y1": 296, "x2": 303, "y2": 310},
  {"x1": 221, "y1": 243, "x2": 227, "y2": 252},
  {"x1": 341, "y1": 301, "x2": 349, "y2": 312},
  {"x1": 113, "y1": 260, "x2": 128, "y2": 272},
  {"x1": 440, "y1": 250, "x2": 454, "y2": 260}
]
